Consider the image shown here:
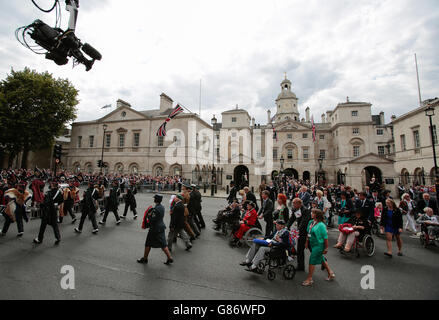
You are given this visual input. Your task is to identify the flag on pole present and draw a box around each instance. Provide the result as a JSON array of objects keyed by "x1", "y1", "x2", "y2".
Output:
[
  {"x1": 156, "y1": 104, "x2": 184, "y2": 137},
  {"x1": 311, "y1": 115, "x2": 316, "y2": 142},
  {"x1": 272, "y1": 125, "x2": 278, "y2": 142}
]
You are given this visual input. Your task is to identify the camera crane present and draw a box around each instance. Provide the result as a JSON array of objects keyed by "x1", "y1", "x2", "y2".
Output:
[{"x1": 16, "y1": 0, "x2": 102, "y2": 71}]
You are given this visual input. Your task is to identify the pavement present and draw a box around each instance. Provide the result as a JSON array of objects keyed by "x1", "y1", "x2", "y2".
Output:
[{"x1": 0, "y1": 193, "x2": 438, "y2": 300}]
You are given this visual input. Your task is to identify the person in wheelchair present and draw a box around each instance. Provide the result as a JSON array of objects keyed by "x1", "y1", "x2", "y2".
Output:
[
  {"x1": 213, "y1": 200, "x2": 241, "y2": 231},
  {"x1": 417, "y1": 207, "x2": 439, "y2": 239},
  {"x1": 334, "y1": 209, "x2": 368, "y2": 253},
  {"x1": 230, "y1": 201, "x2": 259, "y2": 246},
  {"x1": 239, "y1": 219, "x2": 290, "y2": 273}
]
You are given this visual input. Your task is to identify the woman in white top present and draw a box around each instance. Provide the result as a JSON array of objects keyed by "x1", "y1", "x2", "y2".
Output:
[
  {"x1": 399, "y1": 193, "x2": 417, "y2": 235},
  {"x1": 315, "y1": 190, "x2": 331, "y2": 222}
]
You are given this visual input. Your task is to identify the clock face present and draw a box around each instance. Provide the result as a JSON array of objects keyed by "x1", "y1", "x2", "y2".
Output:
[{"x1": 121, "y1": 111, "x2": 126, "y2": 118}]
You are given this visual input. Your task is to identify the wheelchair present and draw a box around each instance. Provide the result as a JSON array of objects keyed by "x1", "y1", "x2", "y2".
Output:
[
  {"x1": 419, "y1": 222, "x2": 439, "y2": 248},
  {"x1": 236, "y1": 220, "x2": 264, "y2": 248},
  {"x1": 256, "y1": 246, "x2": 296, "y2": 281},
  {"x1": 339, "y1": 230, "x2": 375, "y2": 257}
]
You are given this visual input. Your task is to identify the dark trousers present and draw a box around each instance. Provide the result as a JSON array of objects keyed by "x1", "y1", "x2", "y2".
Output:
[
  {"x1": 188, "y1": 215, "x2": 200, "y2": 236},
  {"x1": 194, "y1": 211, "x2": 205, "y2": 228},
  {"x1": 2, "y1": 213, "x2": 24, "y2": 234},
  {"x1": 103, "y1": 206, "x2": 120, "y2": 222},
  {"x1": 264, "y1": 219, "x2": 273, "y2": 237},
  {"x1": 78, "y1": 210, "x2": 98, "y2": 231},
  {"x1": 296, "y1": 235, "x2": 307, "y2": 270},
  {"x1": 37, "y1": 216, "x2": 60, "y2": 241},
  {"x1": 59, "y1": 204, "x2": 76, "y2": 223},
  {"x1": 123, "y1": 203, "x2": 137, "y2": 217}
]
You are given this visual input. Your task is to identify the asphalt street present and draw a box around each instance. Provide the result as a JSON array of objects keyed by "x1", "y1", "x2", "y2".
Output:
[{"x1": 0, "y1": 192, "x2": 438, "y2": 300}]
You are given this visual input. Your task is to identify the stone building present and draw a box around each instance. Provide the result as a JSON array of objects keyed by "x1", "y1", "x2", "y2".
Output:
[
  {"x1": 65, "y1": 75, "x2": 401, "y2": 194},
  {"x1": 391, "y1": 97, "x2": 439, "y2": 187}
]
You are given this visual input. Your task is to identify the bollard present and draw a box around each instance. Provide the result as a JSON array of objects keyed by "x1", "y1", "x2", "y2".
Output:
[
  {"x1": 251, "y1": 186, "x2": 254, "y2": 193},
  {"x1": 203, "y1": 184, "x2": 207, "y2": 193},
  {"x1": 173, "y1": 183, "x2": 176, "y2": 191},
  {"x1": 226, "y1": 185, "x2": 230, "y2": 194}
]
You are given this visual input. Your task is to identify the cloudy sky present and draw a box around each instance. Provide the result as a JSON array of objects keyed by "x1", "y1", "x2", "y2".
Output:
[{"x1": 0, "y1": 0, "x2": 438, "y2": 125}]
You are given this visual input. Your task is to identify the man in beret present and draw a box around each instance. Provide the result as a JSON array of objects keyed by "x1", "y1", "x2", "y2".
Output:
[
  {"x1": 167, "y1": 194, "x2": 192, "y2": 252},
  {"x1": 240, "y1": 219, "x2": 290, "y2": 273}
]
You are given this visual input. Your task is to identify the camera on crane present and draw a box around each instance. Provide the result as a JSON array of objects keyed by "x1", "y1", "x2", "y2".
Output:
[{"x1": 16, "y1": 0, "x2": 102, "y2": 71}]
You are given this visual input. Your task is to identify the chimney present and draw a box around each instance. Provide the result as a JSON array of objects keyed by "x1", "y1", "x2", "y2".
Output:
[
  {"x1": 160, "y1": 93, "x2": 174, "y2": 112},
  {"x1": 391, "y1": 115, "x2": 397, "y2": 122},
  {"x1": 321, "y1": 113, "x2": 325, "y2": 123},
  {"x1": 267, "y1": 110, "x2": 272, "y2": 123},
  {"x1": 117, "y1": 99, "x2": 131, "y2": 109},
  {"x1": 251, "y1": 117, "x2": 255, "y2": 127},
  {"x1": 379, "y1": 111, "x2": 385, "y2": 125},
  {"x1": 305, "y1": 107, "x2": 310, "y2": 122},
  {"x1": 326, "y1": 111, "x2": 332, "y2": 123}
]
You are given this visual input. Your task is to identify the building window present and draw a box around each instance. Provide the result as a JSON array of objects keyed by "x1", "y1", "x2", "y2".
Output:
[
  {"x1": 352, "y1": 111, "x2": 358, "y2": 117},
  {"x1": 303, "y1": 148, "x2": 309, "y2": 159},
  {"x1": 105, "y1": 134, "x2": 111, "y2": 148},
  {"x1": 216, "y1": 148, "x2": 220, "y2": 160},
  {"x1": 353, "y1": 128, "x2": 360, "y2": 135},
  {"x1": 378, "y1": 146, "x2": 385, "y2": 156},
  {"x1": 319, "y1": 135, "x2": 325, "y2": 140},
  {"x1": 119, "y1": 134, "x2": 125, "y2": 147},
  {"x1": 77, "y1": 136, "x2": 82, "y2": 148},
  {"x1": 431, "y1": 125, "x2": 438, "y2": 145},
  {"x1": 89, "y1": 136, "x2": 94, "y2": 148},
  {"x1": 273, "y1": 148, "x2": 278, "y2": 160},
  {"x1": 133, "y1": 133, "x2": 140, "y2": 147},
  {"x1": 231, "y1": 117, "x2": 237, "y2": 123},
  {"x1": 400, "y1": 135, "x2": 406, "y2": 151},
  {"x1": 413, "y1": 130, "x2": 420, "y2": 149},
  {"x1": 353, "y1": 146, "x2": 360, "y2": 157},
  {"x1": 377, "y1": 129, "x2": 384, "y2": 135},
  {"x1": 287, "y1": 133, "x2": 293, "y2": 139},
  {"x1": 287, "y1": 149, "x2": 293, "y2": 160},
  {"x1": 302, "y1": 133, "x2": 308, "y2": 139},
  {"x1": 157, "y1": 136, "x2": 164, "y2": 147},
  {"x1": 319, "y1": 150, "x2": 326, "y2": 159}
]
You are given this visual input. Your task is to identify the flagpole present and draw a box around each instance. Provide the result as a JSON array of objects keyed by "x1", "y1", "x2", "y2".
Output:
[
  {"x1": 415, "y1": 53, "x2": 422, "y2": 107},
  {"x1": 199, "y1": 79, "x2": 202, "y2": 117}
]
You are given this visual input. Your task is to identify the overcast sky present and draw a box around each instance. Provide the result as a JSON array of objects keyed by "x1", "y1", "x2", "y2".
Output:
[{"x1": 0, "y1": 0, "x2": 438, "y2": 125}]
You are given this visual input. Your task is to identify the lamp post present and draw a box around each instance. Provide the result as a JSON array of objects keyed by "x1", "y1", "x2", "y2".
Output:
[
  {"x1": 318, "y1": 155, "x2": 324, "y2": 186},
  {"x1": 211, "y1": 116, "x2": 217, "y2": 196},
  {"x1": 100, "y1": 124, "x2": 108, "y2": 174},
  {"x1": 425, "y1": 105, "x2": 439, "y2": 204},
  {"x1": 279, "y1": 155, "x2": 285, "y2": 186}
]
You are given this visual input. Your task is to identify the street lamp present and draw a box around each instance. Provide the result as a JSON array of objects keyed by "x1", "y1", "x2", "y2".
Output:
[
  {"x1": 279, "y1": 155, "x2": 285, "y2": 185},
  {"x1": 211, "y1": 116, "x2": 217, "y2": 196},
  {"x1": 318, "y1": 155, "x2": 324, "y2": 185},
  {"x1": 100, "y1": 124, "x2": 108, "y2": 173},
  {"x1": 425, "y1": 105, "x2": 439, "y2": 204}
]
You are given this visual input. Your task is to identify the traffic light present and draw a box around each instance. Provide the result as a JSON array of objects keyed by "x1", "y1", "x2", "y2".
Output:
[{"x1": 53, "y1": 144, "x2": 62, "y2": 161}]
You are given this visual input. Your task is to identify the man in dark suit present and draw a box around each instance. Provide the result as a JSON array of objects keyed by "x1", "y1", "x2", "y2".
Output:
[
  {"x1": 167, "y1": 195, "x2": 192, "y2": 252},
  {"x1": 190, "y1": 184, "x2": 204, "y2": 229},
  {"x1": 258, "y1": 190, "x2": 274, "y2": 237},
  {"x1": 355, "y1": 192, "x2": 374, "y2": 222},
  {"x1": 244, "y1": 187, "x2": 259, "y2": 212},
  {"x1": 287, "y1": 198, "x2": 311, "y2": 271},
  {"x1": 298, "y1": 186, "x2": 311, "y2": 209},
  {"x1": 417, "y1": 193, "x2": 438, "y2": 216},
  {"x1": 227, "y1": 181, "x2": 238, "y2": 204}
]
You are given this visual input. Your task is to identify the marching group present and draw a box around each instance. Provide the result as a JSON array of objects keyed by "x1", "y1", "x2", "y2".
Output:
[
  {"x1": 215, "y1": 178, "x2": 439, "y2": 286},
  {"x1": 0, "y1": 168, "x2": 206, "y2": 265}
]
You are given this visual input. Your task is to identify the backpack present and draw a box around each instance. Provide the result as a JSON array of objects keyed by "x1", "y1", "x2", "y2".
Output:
[{"x1": 142, "y1": 206, "x2": 154, "y2": 229}]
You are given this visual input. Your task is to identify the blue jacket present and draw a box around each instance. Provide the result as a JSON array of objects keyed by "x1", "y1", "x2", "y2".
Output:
[{"x1": 266, "y1": 228, "x2": 290, "y2": 250}]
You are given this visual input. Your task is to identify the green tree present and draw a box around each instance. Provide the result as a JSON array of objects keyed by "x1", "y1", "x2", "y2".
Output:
[{"x1": 0, "y1": 68, "x2": 78, "y2": 168}]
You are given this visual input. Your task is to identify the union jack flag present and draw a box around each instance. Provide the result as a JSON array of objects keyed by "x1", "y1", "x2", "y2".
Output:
[
  {"x1": 272, "y1": 125, "x2": 278, "y2": 142},
  {"x1": 156, "y1": 104, "x2": 184, "y2": 137}
]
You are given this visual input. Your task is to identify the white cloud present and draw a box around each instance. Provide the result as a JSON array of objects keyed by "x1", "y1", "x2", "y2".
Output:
[{"x1": 0, "y1": 0, "x2": 438, "y2": 124}]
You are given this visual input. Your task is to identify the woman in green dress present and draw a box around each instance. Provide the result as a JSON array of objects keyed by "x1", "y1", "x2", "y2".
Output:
[{"x1": 302, "y1": 209, "x2": 335, "y2": 286}]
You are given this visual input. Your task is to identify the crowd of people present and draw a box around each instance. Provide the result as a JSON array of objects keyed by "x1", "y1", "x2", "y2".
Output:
[
  {"x1": 216, "y1": 177, "x2": 439, "y2": 286},
  {"x1": 0, "y1": 168, "x2": 205, "y2": 265},
  {"x1": 1, "y1": 167, "x2": 439, "y2": 283}
]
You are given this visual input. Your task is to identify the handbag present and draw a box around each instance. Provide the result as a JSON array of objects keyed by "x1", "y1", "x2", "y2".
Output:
[
  {"x1": 142, "y1": 206, "x2": 154, "y2": 229},
  {"x1": 339, "y1": 223, "x2": 355, "y2": 235}
]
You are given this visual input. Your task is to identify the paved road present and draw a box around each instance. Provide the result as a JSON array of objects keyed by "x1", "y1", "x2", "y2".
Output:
[{"x1": 0, "y1": 192, "x2": 438, "y2": 300}]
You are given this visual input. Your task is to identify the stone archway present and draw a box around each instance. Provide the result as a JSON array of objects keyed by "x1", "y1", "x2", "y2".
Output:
[
  {"x1": 284, "y1": 168, "x2": 299, "y2": 179},
  {"x1": 234, "y1": 165, "x2": 249, "y2": 189},
  {"x1": 363, "y1": 166, "x2": 382, "y2": 187}
]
